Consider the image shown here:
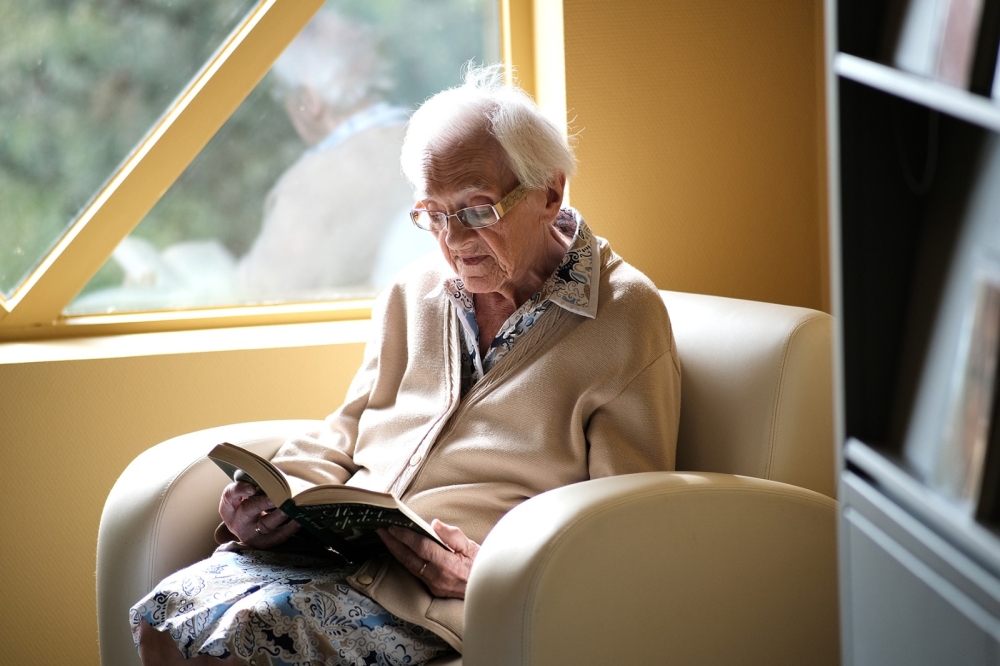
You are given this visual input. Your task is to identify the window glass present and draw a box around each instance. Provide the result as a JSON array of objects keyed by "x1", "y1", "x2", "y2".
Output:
[
  {"x1": 67, "y1": 0, "x2": 501, "y2": 314},
  {"x1": 0, "y1": 0, "x2": 256, "y2": 298}
]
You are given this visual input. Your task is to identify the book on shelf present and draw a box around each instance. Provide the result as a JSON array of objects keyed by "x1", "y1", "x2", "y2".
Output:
[
  {"x1": 882, "y1": 0, "x2": 1000, "y2": 93},
  {"x1": 208, "y1": 442, "x2": 447, "y2": 562},
  {"x1": 933, "y1": 255, "x2": 1000, "y2": 506}
]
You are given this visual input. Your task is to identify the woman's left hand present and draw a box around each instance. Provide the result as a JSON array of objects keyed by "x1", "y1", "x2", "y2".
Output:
[{"x1": 377, "y1": 519, "x2": 480, "y2": 599}]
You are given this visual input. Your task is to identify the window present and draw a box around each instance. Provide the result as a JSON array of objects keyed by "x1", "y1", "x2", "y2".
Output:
[
  {"x1": 68, "y1": 0, "x2": 501, "y2": 314},
  {"x1": 0, "y1": 0, "x2": 255, "y2": 298},
  {"x1": 0, "y1": 0, "x2": 528, "y2": 340}
]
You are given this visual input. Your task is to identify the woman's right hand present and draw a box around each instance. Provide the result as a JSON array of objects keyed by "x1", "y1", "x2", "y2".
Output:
[{"x1": 219, "y1": 481, "x2": 300, "y2": 549}]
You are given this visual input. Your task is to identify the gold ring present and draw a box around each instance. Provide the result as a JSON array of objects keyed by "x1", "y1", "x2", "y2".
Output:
[{"x1": 418, "y1": 561, "x2": 428, "y2": 576}]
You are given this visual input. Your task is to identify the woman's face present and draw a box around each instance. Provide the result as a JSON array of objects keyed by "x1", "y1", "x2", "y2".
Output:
[{"x1": 419, "y1": 133, "x2": 556, "y2": 300}]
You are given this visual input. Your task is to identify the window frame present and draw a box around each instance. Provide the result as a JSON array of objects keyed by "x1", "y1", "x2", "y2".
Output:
[{"x1": 0, "y1": 0, "x2": 554, "y2": 342}]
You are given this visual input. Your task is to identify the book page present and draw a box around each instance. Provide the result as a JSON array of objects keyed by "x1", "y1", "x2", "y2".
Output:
[
  {"x1": 208, "y1": 442, "x2": 292, "y2": 505},
  {"x1": 294, "y1": 484, "x2": 397, "y2": 508}
]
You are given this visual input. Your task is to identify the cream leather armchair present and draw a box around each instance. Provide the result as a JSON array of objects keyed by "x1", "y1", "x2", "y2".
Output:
[{"x1": 97, "y1": 291, "x2": 839, "y2": 666}]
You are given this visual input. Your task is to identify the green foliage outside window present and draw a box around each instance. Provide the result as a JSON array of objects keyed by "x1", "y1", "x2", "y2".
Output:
[
  {"x1": 0, "y1": 0, "x2": 254, "y2": 297},
  {"x1": 0, "y1": 0, "x2": 500, "y2": 304}
]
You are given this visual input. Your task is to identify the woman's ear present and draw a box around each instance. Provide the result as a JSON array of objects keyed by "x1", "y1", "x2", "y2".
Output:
[{"x1": 544, "y1": 173, "x2": 566, "y2": 214}]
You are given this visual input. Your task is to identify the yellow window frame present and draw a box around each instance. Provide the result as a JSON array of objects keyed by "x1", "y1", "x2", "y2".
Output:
[{"x1": 0, "y1": 0, "x2": 562, "y2": 342}]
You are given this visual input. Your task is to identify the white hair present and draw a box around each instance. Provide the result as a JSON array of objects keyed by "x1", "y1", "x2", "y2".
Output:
[
  {"x1": 400, "y1": 64, "x2": 576, "y2": 197},
  {"x1": 271, "y1": 10, "x2": 391, "y2": 112}
]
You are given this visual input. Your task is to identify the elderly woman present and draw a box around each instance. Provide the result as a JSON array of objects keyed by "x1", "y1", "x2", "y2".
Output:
[{"x1": 131, "y1": 65, "x2": 681, "y2": 666}]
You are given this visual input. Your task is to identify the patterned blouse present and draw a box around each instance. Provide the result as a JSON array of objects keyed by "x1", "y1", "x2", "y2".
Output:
[{"x1": 443, "y1": 207, "x2": 601, "y2": 396}]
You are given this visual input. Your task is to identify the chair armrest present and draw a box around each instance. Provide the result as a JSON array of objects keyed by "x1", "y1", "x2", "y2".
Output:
[
  {"x1": 464, "y1": 472, "x2": 839, "y2": 666},
  {"x1": 96, "y1": 419, "x2": 324, "y2": 666}
]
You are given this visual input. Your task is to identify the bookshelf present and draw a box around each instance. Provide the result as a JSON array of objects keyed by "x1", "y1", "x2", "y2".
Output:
[
  {"x1": 831, "y1": 1, "x2": 1000, "y2": 664},
  {"x1": 835, "y1": 53, "x2": 1000, "y2": 131}
]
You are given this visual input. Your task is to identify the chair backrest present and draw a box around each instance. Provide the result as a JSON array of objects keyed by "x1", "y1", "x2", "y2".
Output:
[{"x1": 661, "y1": 291, "x2": 835, "y2": 498}]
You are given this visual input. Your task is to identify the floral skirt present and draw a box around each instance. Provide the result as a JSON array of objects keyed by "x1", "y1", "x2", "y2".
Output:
[{"x1": 130, "y1": 548, "x2": 451, "y2": 666}]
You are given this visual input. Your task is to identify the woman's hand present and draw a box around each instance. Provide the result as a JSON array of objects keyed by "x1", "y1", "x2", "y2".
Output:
[
  {"x1": 377, "y1": 519, "x2": 480, "y2": 599},
  {"x1": 218, "y1": 481, "x2": 300, "y2": 549}
]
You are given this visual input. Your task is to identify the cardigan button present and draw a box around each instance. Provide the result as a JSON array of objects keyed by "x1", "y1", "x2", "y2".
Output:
[
  {"x1": 408, "y1": 453, "x2": 423, "y2": 466},
  {"x1": 357, "y1": 574, "x2": 374, "y2": 585}
]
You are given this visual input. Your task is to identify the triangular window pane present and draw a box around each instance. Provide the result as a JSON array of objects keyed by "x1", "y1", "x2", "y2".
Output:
[
  {"x1": 67, "y1": 0, "x2": 500, "y2": 314},
  {"x1": 0, "y1": 0, "x2": 258, "y2": 298}
]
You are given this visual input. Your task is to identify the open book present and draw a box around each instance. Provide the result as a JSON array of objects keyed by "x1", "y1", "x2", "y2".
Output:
[{"x1": 208, "y1": 442, "x2": 446, "y2": 562}]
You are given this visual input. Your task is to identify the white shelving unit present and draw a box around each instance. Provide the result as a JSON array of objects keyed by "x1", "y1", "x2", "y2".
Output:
[
  {"x1": 835, "y1": 53, "x2": 1000, "y2": 133},
  {"x1": 831, "y1": 2, "x2": 1000, "y2": 664}
]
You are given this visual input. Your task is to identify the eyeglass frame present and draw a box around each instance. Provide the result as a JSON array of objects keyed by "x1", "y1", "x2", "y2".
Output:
[{"x1": 409, "y1": 184, "x2": 528, "y2": 232}]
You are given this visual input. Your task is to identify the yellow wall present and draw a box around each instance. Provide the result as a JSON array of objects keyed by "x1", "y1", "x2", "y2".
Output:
[
  {"x1": 0, "y1": 329, "x2": 364, "y2": 666},
  {"x1": 564, "y1": 0, "x2": 828, "y2": 310},
  {"x1": 0, "y1": 4, "x2": 827, "y2": 665}
]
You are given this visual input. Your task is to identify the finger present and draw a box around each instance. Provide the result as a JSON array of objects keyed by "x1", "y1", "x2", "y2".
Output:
[
  {"x1": 377, "y1": 527, "x2": 418, "y2": 559},
  {"x1": 232, "y1": 481, "x2": 259, "y2": 498},
  {"x1": 245, "y1": 508, "x2": 294, "y2": 543},
  {"x1": 386, "y1": 525, "x2": 446, "y2": 562},
  {"x1": 234, "y1": 493, "x2": 276, "y2": 524},
  {"x1": 257, "y1": 507, "x2": 293, "y2": 534},
  {"x1": 219, "y1": 482, "x2": 252, "y2": 521},
  {"x1": 377, "y1": 528, "x2": 427, "y2": 576},
  {"x1": 428, "y1": 520, "x2": 480, "y2": 598},
  {"x1": 219, "y1": 483, "x2": 268, "y2": 527},
  {"x1": 247, "y1": 516, "x2": 300, "y2": 549},
  {"x1": 220, "y1": 481, "x2": 260, "y2": 510},
  {"x1": 227, "y1": 495, "x2": 278, "y2": 542},
  {"x1": 380, "y1": 528, "x2": 470, "y2": 598},
  {"x1": 430, "y1": 519, "x2": 472, "y2": 554}
]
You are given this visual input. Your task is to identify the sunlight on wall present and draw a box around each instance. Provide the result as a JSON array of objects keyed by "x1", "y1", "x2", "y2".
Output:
[{"x1": 564, "y1": 0, "x2": 827, "y2": 311}]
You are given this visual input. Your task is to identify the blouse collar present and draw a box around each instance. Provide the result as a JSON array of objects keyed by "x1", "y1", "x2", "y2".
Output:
[{"x1": 443, "y1": 206, "x2": 600, "y2": 319}]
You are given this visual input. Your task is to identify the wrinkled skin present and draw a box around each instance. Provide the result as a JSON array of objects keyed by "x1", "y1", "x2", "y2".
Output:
[
  {"x1": 218, "y1": 480, "x2": 300, "y2": 548},
  {"x1": 377, "y1": 521, "x2": 481, "y2": 598},
  {"x1": 418, "y1": 128, "x2": 568, "y2": 352}
]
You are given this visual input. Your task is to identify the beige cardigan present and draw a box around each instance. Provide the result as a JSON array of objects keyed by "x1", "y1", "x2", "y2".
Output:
[{"x1": 270, "y1": 238, "x2": 681, "y2": 651}]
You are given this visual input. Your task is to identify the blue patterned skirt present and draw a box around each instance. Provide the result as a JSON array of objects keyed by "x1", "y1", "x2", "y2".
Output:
[{"x1": 130, "y1": 548, "x2": 451, "y2": 665}]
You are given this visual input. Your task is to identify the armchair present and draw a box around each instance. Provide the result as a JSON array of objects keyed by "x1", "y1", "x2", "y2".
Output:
[{"x1": 97, "y1": 290, "x2": 838, "y2": 665}]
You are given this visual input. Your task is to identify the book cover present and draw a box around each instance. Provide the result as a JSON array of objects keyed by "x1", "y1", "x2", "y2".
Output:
[
  {"x1": 936, "y1": 0, "x2": 987, "y2": 87},
  {"x1": 934, "y1": 254, "x2": 1000, "y2": 504},
  {"x1": 884, "y1": 0, "x2": 999, "y2": 91},
  {"x1": 884, "y1": 0, "x2": 947, "y2": 78}
]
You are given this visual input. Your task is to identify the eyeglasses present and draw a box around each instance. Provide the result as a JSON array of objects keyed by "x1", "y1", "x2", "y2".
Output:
[{"x1": 410, "y1": 185, "x2": 528, "y2": 232}]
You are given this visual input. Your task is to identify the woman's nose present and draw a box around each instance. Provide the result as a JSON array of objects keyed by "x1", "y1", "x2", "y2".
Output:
[{"x1": 442, "y1": 216, "x2": 474, "y2": 247}]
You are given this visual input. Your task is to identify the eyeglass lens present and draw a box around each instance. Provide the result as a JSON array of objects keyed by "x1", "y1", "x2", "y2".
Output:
[
  {"x1": 458, "y1": 206, "x2": 499, "y2": 227},
  {"x1": 413, "y1": 205, "x2": 499, "y2": 231}
]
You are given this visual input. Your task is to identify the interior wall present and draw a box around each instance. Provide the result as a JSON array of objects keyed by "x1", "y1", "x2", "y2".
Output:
[
  {"x1": 0, "y1": 337, "x2": 364, "y2": 666},
  {"x1": 563, "y1": 0, "x2": 828, "y2": 311},
  {"x1": 1, "y1": 3, "x2": 829, "y2": 665}
]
